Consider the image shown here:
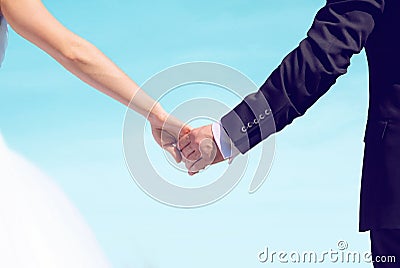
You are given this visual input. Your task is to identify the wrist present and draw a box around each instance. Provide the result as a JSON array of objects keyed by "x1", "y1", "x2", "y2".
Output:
[
  {"x1": 212, "y1": 138, "x2": 225, "y2": 164},
  {"x1": 209, "y1": 124, "x2": 225, "y2": 164},
  {"x1": 211, "y1": 121, "x2": 240, "y2": 163},
  {"x1": 148, "y1": 103, "x2": 168, "y2": 124}
]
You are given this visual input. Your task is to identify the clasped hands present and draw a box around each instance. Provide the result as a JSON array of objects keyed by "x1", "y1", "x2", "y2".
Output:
[{"x1": 148, "y1": 106, "x2": 225, "y2": 175}]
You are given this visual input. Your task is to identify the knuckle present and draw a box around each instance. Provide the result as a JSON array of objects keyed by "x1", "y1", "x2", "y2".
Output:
[
  {"x1": 189, "y1": 166, "x2": 200, "y2": 172},
  {"x1": 188, "y1": 154, "x2": 197, "y2": 161}
]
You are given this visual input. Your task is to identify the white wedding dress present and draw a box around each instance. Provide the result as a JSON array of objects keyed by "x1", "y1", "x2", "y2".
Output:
[{"x1": 0, "y1": 16, "x2": 111, "y2": 267}]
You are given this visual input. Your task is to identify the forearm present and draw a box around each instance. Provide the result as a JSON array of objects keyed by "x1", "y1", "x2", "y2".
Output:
[
  {"x1": 1, "y1": 0, "x2": 164, "y2": 121},
  {"x1": 55, "y1": 36, "x2": 163, "y2": 119},
  {"x1": 221, "y1": 0, "x2": 386, "y2": 154}
]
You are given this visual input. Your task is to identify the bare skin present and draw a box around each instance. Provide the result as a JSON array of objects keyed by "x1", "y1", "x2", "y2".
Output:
[
  {"x1": 0, "y1": 0, "x2": 191, "y2": 162},
  {"x1": 178, "y1": 124, "x2": 224, "y2": 175}
]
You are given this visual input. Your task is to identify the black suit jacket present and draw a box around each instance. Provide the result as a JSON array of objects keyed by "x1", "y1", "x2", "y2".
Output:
[{"x1": 221, "y1": 0, "x2": 400, "y2": 231}]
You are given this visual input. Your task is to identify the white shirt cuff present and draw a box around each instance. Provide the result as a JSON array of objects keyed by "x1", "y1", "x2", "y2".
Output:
[{"x1": 211, "y1": 122, "x2": 240, "y2": 164}]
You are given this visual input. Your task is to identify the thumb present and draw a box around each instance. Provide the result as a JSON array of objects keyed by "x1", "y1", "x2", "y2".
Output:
[
  {"x1": 164, "y1": 145, "x2": 182, "y2": 163},
  {"x1": 179, "y1": 124, "x2": 192, "y2": 138}
]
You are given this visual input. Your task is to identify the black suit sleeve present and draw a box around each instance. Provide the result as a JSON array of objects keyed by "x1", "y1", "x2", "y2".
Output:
[{"x1": 221, "y1": 0, "x2": 386, "y2": 154}]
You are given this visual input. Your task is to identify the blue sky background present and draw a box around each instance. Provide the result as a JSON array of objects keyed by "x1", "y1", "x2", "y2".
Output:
[{"x1": 1, "y1": 0, "x2": 373, "y2": 267}]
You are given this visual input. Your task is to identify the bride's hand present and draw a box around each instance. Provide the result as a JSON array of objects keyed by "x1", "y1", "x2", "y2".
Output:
[{"x1": 148, "y1": 104, "x2": 192, "y2": 163}]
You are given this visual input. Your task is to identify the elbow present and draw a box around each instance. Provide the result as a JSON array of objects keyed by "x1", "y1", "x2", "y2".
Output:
[{"x1": 58, "y1": 37, "x2": 90, "y2": 65}]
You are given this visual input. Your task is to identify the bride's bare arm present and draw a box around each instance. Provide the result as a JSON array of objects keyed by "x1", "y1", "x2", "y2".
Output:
[
  {"x1": 0, "y1": 0, "x2": 191, "y2": 162},
  {"x1": 1, "y1": 0, "x2": 154, "y2": 112}
]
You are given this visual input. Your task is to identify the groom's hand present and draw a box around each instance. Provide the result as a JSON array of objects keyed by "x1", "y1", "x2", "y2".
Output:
[{"x1": 178, "y1": 124, "x2": 224, "y2": 175}]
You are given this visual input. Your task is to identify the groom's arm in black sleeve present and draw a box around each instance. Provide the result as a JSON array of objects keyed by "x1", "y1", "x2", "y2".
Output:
[{"x1": 221, "y1": 0, "x2": 386, "y2": 153}]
